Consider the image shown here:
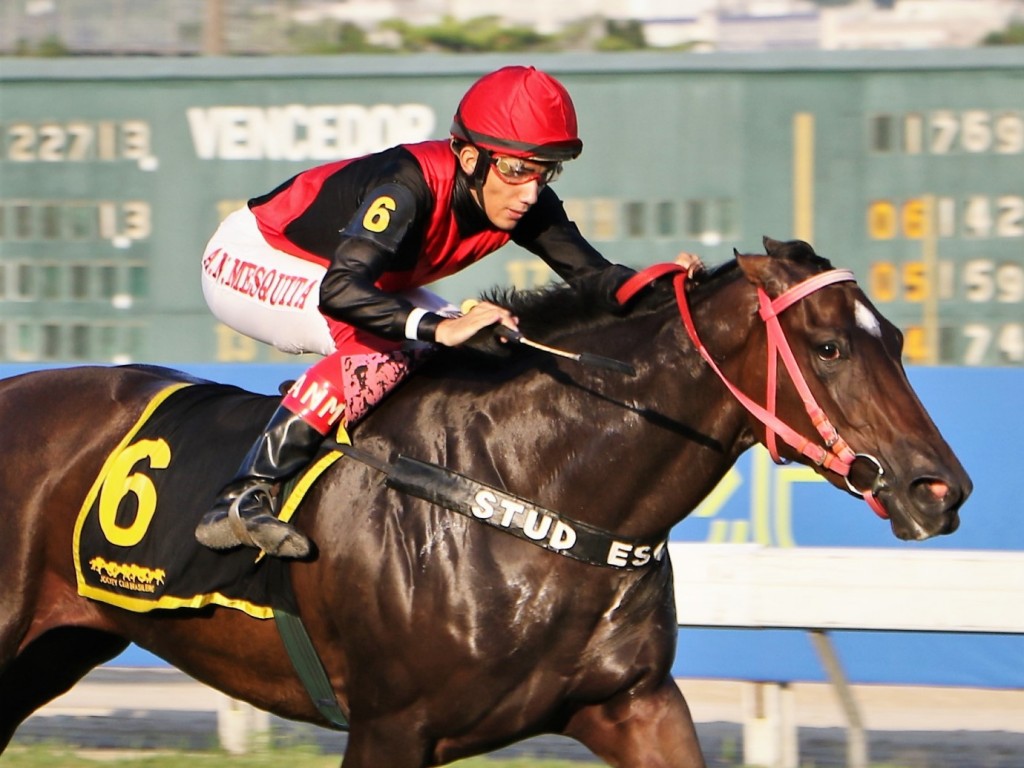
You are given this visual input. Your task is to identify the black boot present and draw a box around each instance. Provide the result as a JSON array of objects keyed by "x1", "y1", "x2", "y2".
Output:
[{"x1": 195, "y1": 404, "x2": 326, "y2": 558}]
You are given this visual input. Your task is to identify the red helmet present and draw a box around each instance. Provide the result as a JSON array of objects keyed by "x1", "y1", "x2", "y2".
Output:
[{"x1": 451, "y1": 66, "x2": 583, "y2": 162}]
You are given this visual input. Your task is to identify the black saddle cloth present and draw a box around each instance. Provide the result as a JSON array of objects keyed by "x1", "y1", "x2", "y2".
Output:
[{"x1": 75, "y1": 382, "x2": 300, "y2": 617}]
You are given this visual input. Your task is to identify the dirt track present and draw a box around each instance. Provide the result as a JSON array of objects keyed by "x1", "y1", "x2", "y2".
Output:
[{"x1": 14, "y1": 668, "x2": 1024, "y2": 766}]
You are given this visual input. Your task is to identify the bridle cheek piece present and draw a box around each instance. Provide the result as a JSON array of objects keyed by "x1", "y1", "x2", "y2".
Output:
[{"x1": 616, "y1": 264, "x2": 890, "y2": 520}]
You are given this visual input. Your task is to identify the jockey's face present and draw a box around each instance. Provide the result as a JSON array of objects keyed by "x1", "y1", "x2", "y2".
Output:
[{"x1": 457, "y1": 145, "x2": 545, "y2": 232}]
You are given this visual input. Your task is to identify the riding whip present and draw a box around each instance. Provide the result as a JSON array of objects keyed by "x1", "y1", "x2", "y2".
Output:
[
  {"x1": 492, "y1": 326, "x2": 636, "y2": 376},
  {"x1": 460, "y1": 299, "x2": 635, "y2": 376}
]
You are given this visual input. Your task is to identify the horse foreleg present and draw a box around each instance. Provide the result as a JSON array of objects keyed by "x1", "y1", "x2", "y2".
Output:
[
  {"x1": 0, "y1": 627, "x2": 127, "y2": 753},
  {"x1": 565, "y1": 678, "x2": 707, "y2": 768},
  {"x1": 340, "y1": 719, "x2": 432, "y2": 768}
]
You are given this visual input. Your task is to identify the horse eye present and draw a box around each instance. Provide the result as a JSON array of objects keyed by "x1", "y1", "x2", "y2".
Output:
[{"x1": 816, "y1": 342, "x2": 842, "y2": 361}]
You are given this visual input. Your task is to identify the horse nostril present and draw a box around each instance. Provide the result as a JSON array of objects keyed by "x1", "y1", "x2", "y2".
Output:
[
  {"x1": 924, "y1": 479, "x2": 949, "y2": 500},
  {"x1": 910, "y1": 476, "x2": 958, "y2": 509}
]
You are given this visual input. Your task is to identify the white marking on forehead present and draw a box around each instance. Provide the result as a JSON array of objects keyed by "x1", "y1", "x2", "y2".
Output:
[{"x1": 855, "y1": 300, "x2": 882, "y2": 338}]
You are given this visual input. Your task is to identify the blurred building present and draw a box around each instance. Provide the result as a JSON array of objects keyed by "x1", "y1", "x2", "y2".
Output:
[
  {"x1": 0, "y1": 0, "x2": 1021, "y2": 54},
  {"x1": 821, "y1": 0, "x2": 1024, "y2": 49}
]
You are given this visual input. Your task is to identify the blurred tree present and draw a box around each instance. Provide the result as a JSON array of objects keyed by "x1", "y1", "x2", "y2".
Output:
[
  {"x1": 381, "y1": 15, "x2": 554, "y2": 53},
  {"x1": 12, "y1": 35, "x2": 70, "y2": 57},
  {"x1": 981, "y1": 23, "x2": 1024, "y2": 46},
  {"x1": 596, "y1": 19, "x2": 646, "y2": 51},
  {"x1": 286, "y1": 20, "x2": 388, "y2": 54}
]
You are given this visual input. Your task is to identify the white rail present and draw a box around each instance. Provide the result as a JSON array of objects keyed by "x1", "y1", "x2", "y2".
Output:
[
  {"x1": 669, "y1": 543, "x2": 1024, "y2": 767},
  {"x1": 670, "y1": 543, "x2": 1024, "y2": 633}
]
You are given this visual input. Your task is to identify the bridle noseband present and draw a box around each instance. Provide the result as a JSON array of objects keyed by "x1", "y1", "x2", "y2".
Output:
[{"x1": 616, "y1": 263, "x2": 889, "y2": 520}]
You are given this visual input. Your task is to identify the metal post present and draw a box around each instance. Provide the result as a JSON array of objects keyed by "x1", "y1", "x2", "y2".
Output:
[
  {"x1": 742, "y1": 681, "x2": 797, "y2": 768},
  {"x1": 810, "y1": 630, "x2": 868, "y2": 768},
  {"x1": 921, "y1": 194, "x2": 940, "y2": 365},
  {"x1": 203, "y1": 0, "x2": 226, "y2": 56},
  {"x1": 217, "y1": 696, "x2": 271, "y2": 754},
  {"x1": 792, "y1": 112, "x2": 815, "y2": 243}
]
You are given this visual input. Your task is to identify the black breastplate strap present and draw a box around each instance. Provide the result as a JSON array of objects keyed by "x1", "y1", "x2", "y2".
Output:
[{"x1": 376, "y1": 453, "x2": 668, "y2": 570}]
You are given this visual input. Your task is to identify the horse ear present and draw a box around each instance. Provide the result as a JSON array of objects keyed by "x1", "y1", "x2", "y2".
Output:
[
  {"x1": 763, "y1": 236, "x2": 821, "y2": 263},
  {"x1": 735, "y1": 251, "x2": 775, "y2": 289},
  {"x1": 736, "y1": 249, "x2": 788, "y2": 294},
  {"x1": 762, "y1": 236, "x2": 784, "y2": 255}
]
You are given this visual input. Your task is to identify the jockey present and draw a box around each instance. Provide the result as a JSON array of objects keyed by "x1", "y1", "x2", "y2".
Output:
[{"x1": 196, "y1": 65, "x2": 700, "y2": 558}]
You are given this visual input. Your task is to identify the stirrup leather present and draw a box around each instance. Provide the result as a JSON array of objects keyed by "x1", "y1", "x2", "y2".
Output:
[{"x1": 226, "y1": 481, "x2": 275, "y2": 549}]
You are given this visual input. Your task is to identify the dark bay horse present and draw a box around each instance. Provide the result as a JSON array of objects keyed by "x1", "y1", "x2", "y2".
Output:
[{"x1": 0, "y1": 238, "x2": 970, "y2": 767}]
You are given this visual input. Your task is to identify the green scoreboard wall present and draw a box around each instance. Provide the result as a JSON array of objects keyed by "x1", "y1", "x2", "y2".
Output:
[{"x1": 1, "y1": 50, "x2": 1021, "y2": 365}]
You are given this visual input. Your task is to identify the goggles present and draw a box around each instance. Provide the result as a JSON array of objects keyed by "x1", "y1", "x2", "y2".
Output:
[{"x1": 490, "y1": 155, "x2": 563, "y2": 186}]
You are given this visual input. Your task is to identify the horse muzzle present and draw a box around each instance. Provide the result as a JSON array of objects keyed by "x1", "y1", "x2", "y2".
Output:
[{"x1": 882, "y1": 466, "x2": 972, "y2": 541}]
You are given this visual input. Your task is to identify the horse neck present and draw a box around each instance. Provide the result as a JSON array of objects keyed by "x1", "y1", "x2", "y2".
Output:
[
  {"x1": 643, "y1": 276, "x2": 762, "y2": 514},
  {"x1": 504, "y1": 278, "x2": 759, "y2": 541}
]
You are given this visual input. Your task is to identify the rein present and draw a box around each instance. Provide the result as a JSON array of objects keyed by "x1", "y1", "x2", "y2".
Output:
[{"x1": 616, "y1": 263, "x2": 889, "y2": 520}]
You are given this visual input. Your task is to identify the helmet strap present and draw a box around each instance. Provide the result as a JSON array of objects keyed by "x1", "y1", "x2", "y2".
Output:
[{"x1": 471, "y1": 146, "x2": 492, "y2": 214}]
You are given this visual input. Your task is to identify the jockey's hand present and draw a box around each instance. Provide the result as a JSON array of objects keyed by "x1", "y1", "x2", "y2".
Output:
[
  {"x1": 675, "y1": 251, "x2": 705, "y2": 277},
  {"x1": 435, "y1": 300, "x2": 518, "y2": 348}
]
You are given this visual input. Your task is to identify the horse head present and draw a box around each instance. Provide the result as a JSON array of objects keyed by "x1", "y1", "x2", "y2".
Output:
[
  {"x1": 428, "y1": 237, "x2": 969, "y2": 544},
  {"x1": 722, "y1": 236, "x2": 972, "y2": 540}
]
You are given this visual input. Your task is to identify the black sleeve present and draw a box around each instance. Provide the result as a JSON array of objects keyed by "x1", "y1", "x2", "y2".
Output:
[
  {"x1": 512, "y1": 187, "x2": 635, "y2": 310},
  {"x1": 319, "y1": 181, "x2": 441, "y2": 342}
]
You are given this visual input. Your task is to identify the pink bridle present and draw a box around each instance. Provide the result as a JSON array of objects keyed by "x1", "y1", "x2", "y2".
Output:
[{"x1": 616, "y1": 263, "x2": 889, "y2": 520}]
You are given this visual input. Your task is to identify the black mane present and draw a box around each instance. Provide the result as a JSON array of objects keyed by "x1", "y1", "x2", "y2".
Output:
[
  {"x1": 478, "y1": 259, "x2": 740, "y2": 344},
  {"x1": 481, "y1": 281, "x2": 614, "y2": 342},
  {"x1": 427, "y1": 242, "x2": 834, "y2": 377},
  {"x1": 443, "y1": 237, "x2": 834, "y2": 356}
]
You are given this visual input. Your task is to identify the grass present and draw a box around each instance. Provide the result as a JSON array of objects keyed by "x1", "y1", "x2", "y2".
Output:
[
  {"x1": 0, "y1": 743, "x2": 602, "y2": 767},
  {"x1": 0, "y1": 743, "x2": 926, "y2": 768}
]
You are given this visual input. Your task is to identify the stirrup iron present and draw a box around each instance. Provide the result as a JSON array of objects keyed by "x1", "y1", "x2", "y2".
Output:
[{"x1": 226, "y1": 481, "x2": 274, "y2": 549}]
